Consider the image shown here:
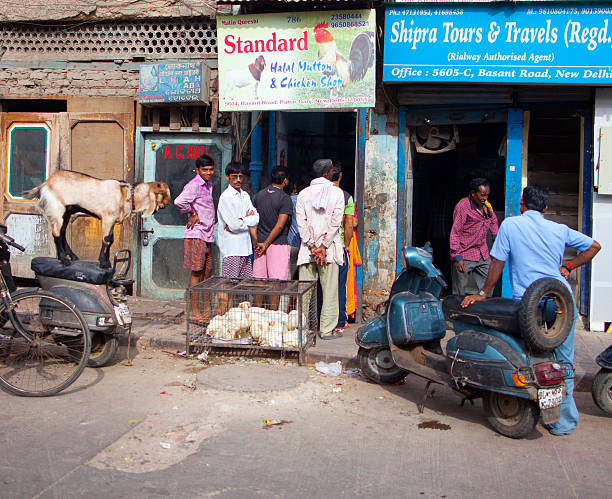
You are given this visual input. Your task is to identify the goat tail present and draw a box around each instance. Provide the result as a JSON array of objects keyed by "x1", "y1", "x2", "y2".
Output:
[{"x1": 22, "y1": 184, "x2": 43, "y2": 200}]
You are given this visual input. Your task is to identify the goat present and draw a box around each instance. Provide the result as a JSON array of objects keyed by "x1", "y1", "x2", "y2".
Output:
[{"x1": 24, "y1": 171, "x2": 171, "y2": 268}]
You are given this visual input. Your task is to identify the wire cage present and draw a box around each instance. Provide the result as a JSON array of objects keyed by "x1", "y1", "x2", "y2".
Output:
[{"x1": 186, "y1": 277, "x2": 317, "y2": 364}]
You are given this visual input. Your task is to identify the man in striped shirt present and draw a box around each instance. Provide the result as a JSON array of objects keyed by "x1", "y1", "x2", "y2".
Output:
[{"x1": 449, "y1": 178, "x2": 499, "y2": 295}]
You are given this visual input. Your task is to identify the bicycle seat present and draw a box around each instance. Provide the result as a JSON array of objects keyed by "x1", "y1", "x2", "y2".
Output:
[
  {"x1": 31, "y1": 257, "x2": 113, "y2": 285},
  {"x1": 442, "y1": 295, "x2": 521, "y2": 335}
]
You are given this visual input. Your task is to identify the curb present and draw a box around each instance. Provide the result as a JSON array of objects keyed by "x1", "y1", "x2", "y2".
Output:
[{"x1": 118, "y1": 324, "x2": 596, "y2": 391}]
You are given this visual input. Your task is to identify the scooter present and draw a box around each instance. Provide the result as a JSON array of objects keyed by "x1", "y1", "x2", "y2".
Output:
[
  {"x1": 356, "y1": 245, "x2": 574, "y2": 438},
  {"x1": 31, "y1": 250, "x2": 133, "y2": 367},
  {"x1": 592, "y1": 344, "x2": 612, "y2": 415}
]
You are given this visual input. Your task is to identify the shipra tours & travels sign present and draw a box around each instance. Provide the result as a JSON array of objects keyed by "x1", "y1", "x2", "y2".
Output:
[
  {"x1": 384, "y1": 4, "x2": 612, "y2": 84},
  {"x1": 218, "y1": 10, "x2": 376, "y2": 111}
]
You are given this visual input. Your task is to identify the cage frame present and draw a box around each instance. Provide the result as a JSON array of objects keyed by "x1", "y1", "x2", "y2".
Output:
[{"x1": 186, "y1": 276, "x2": 318, "y2": 365}]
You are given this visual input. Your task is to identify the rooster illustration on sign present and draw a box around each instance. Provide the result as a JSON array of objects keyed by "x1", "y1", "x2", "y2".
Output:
[{"x1": 313, "y1": 22, "x2": 375, "y2": 96}]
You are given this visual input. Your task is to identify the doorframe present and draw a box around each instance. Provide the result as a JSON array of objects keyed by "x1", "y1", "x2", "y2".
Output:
[
  {"x1": 397, "y1": 107, "x2": 521, "y2": 297},
  {"x1": 134, "y1": 125, "x2": 232, "y2": 296}
]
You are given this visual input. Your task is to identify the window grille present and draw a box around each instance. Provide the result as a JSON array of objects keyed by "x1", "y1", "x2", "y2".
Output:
[{"x1": 0, "y1": 20, "x2": 218, "y2": 61}]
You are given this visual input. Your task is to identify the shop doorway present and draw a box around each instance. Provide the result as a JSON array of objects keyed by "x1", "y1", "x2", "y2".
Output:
[
  {"x1": 527, "y1": 111, "x2": 582, "y2": 297},
  {"x1": 411, "y1": 122, "x2": 507, "y2": 287},
  {"x1": 279, "y1": 112, "x2": 356, "y2": 194}
]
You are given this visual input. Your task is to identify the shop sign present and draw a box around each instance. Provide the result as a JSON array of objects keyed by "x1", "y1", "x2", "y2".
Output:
[
  {"x1": 383, "y1": 4, "x2": 612, "y2": 85},
  {"x1": 138, "y1": 62, "x2": 209, "y2": 104},
  {"x1": 217, "y1": 10, "x2": 376, "y2": 111}
]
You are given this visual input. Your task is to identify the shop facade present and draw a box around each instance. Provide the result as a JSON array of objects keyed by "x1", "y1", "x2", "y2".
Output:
[
  {"x1": 0, "y1": 1, "x2": 226, "y2": 299},
  {"x1": 375, "y1": 1, "x2": 611, "y2": 329}
]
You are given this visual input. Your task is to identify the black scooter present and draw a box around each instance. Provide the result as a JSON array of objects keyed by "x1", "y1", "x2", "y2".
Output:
[
  {"x1": 31, "y1": 251, "x2": 133, "y2": 367},
  {"x1": 592, "y1": 344, "x2": 612, "y2": 415}
]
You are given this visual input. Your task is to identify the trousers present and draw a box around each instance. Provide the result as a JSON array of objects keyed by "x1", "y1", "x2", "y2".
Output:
[
  {"x1": 299, "y1": 262, "x2": 339, "y2": 335},
  {"x1": 549, "y1": 303, "x2": 579, "y2": 435}
]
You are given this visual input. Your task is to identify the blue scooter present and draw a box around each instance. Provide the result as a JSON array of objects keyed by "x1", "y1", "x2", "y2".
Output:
[{"x1": 356, "y1": 245, "x2": 573, "y2": 438}]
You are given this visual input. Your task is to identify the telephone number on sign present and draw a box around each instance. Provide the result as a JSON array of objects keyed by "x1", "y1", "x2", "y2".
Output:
[{"x1": 330, "y1": 21, "x2": 369, "y2": 29}]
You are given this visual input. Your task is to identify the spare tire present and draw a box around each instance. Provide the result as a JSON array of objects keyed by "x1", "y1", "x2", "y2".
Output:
[{"x1": 518, "y1": 277, "x2": 574, "y2": 351}]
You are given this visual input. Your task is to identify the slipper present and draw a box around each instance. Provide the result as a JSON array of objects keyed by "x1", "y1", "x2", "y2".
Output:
[
  {"x1": 335, "y1": 323, "x2": 349, "y2": 330},
  {"x1": 318, "y1": 330, "x2": 343, "y2": 340}
]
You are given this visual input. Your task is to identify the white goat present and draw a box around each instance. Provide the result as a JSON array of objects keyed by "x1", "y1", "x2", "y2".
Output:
[{"x1": 24, "y1": 170, "x2": 171, "y2": 268}]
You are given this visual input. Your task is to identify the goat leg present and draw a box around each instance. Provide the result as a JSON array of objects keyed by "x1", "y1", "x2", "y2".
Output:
[
  {"x1": 98, "y1": 225, "x2": 114, "y2": 269},
  {"x1": 60, "y1": 211, "x2": 79, "y2": 262}
]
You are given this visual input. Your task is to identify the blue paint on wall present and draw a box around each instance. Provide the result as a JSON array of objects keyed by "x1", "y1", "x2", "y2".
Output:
[
  {"x1": 267, "y1": 111, "x2": 276, "y2": 183},
  {"x1": 249, "y1": 112, "x2": 263, "y2": 194},
  {"x1": 396, "y1": 109, "x2": 407, "y2": 275},
  {"x1": 502, "y1": 109, "x2": 524, "y2": 297},
  {"x1": 581, "y1": 107, "x2": 593, "y2": 315}
]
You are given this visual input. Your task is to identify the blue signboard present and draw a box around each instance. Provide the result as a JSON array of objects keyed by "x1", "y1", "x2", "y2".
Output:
[
  {"x1": 139, "y1": 62, "x2": 208, "y2": 104},
  {"x1": 384, "y1": 4, "x2": 612, "y2": 84}
]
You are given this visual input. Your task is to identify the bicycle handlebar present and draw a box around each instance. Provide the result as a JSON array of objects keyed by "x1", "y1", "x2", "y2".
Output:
[{"x1": 0, "y1": 233, "x2": 25, "y2": 252}]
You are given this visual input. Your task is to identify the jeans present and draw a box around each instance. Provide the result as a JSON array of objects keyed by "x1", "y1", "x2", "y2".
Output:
[{"x1": 549, "y1": 303, "x2": 579, "y2": 435}]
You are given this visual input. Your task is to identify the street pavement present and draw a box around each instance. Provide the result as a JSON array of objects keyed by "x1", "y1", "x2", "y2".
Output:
[
  {"x1": 126, "y1": 295, "x2": 612, "y2": 391},
  {"x1": 0, "y1": 344, "x2": 609, "y2": 498}
]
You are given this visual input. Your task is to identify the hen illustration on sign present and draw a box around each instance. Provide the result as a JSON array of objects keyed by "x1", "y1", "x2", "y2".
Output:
[{"x1": 218, "y1": 10, "x2": 376, "y2": 111}]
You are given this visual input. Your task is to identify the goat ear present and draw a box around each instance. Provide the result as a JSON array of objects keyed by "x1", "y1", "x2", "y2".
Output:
[{"x1": 141, "y1": 191, "x2": 156, "y2": 218}]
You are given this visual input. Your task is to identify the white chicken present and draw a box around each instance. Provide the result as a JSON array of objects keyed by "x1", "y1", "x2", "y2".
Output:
[
  {"x1": 206, "y1": 315, "x2": 234, "y2": 340},
  {"x1": 287, "y1": 310, "x2": 308, "y2": 331}
]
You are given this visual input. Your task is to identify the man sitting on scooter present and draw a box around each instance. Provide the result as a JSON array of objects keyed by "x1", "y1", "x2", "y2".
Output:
[{"x1": 461, "y1": 184, "x2": 601, "y2": 436}]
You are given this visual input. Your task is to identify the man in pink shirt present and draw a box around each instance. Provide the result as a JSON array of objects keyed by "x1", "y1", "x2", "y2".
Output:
[
  {"x1": 449, "y1": 178, "x2": 499, "y2": 295},
  {"x1": 174, "y1": 154, "x2": 216, "y2": 324}
]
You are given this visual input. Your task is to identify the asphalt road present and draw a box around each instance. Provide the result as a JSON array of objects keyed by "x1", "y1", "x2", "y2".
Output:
[{"x1": 0, "y1": 346, "x2": 609, "y2": 498}]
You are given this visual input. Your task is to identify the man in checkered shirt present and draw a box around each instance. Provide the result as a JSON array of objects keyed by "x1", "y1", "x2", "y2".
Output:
[{"x1": 449, "y1": 178, "x2": 499, "y2": 295}]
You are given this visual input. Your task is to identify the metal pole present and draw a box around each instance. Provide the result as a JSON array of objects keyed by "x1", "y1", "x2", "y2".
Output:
[{"x1": 249, "y1": 111, "x2": 263, "y2": 194}]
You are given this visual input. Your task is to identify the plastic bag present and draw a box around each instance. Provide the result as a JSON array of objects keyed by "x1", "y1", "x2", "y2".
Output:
[{"x1": 315, "y1": 361, "x2": 342, "y2": 376}]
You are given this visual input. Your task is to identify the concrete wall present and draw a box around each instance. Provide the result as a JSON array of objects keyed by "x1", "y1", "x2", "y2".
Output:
[{"x1": 362, "y1": 107, "x2": 399, "y2": 315}]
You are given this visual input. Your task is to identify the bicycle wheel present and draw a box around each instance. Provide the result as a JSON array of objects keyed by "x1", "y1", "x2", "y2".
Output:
[{"x1": 0, "y1": 289, "x2": 91, "y2": 397}]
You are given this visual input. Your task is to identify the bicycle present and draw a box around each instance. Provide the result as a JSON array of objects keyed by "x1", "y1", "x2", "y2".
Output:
[{"x1": 0, "y1": 229, "x2": 91, "y2": 397}]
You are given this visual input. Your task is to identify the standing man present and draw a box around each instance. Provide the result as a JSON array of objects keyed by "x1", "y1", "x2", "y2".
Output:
[
  {"x1": 296, "y1": 158, "x2": 345, "y2": 340},
  {"x1": 331, "y1": 162, "x2": 354, "y2": 330},
  {"x1": 450, "y1": 178, "x2": 499, "y2": 295},
  {"x1": 217, "y1": 161, "x2": 259, "y2": 279},
  {"x1": 252, "y1": 167, "x2": 293, "y2": 307},
  {"x1": 174, "y1": 154, "x2": 216, "y2": 325},
  {"x1": 461, "y1": 184, "x2": 601, "y2": 435}
]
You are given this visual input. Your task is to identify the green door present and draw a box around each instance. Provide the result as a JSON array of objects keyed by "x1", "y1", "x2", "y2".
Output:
[{"x1": 140, "y1": 133, "x2": 231, "y2": 299}]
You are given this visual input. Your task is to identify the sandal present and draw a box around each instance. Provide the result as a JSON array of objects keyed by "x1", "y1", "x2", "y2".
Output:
[{"x1": 318, "y1": 329, "x2": 343, "y2": 340}]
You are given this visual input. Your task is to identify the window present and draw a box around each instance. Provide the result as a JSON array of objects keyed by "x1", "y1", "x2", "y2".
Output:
[{"x1": 6, "y1": 123, "x2": 50, "y2": 199}]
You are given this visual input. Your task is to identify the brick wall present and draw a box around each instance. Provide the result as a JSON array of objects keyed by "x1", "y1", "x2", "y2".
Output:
[{"x1": 0, "y1": 67, "x2": 141, "y2": 98}]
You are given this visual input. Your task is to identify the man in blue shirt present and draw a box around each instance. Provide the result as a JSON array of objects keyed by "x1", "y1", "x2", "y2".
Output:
[{"x1": 461, "y1": 184, "x2": 601, "y2": 435}]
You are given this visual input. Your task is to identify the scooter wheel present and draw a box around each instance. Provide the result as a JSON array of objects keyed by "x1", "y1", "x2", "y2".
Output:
[
  {"x1": 483, "y1": 391, "x2": 539, "y2": 439},
  {"x1": 592, "y1": 368, "x2": 612, "y2": 415},
  {"x1": 519, "y1": 277, "x2": 574, "y2": 351},
  {"x1": 87, "y1": 332, "x2": 119, "y2": 368},
  {"x1": 358, "y1": 347, "x2": 408, "y2": 384}
]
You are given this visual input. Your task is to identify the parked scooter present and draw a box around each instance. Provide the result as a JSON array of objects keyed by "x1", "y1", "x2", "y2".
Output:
[
  {"x1": 31, "y1": 250, "x2": 133, "y2": 367},
  {"x1": 592, "y1": 344, "x2": 612, "y2": 415},
  {"x1": 356, "y1": 245, "x2": 574, "y2": 438}
]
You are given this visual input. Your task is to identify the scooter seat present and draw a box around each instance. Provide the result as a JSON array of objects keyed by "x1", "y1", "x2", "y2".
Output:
[
  {"x1": 31, "y1": 257, "x2": 113, "y2": 285},
  {"x1": 442, "y1": 295, "x2": 520, "y2": 335}
]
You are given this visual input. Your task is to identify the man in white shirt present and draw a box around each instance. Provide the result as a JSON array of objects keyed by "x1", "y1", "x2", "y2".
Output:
[
  {"x1": 217, "y1": 162, "x2": 259, "y2": 279},
  {"x1": 296, "y1": 159, "x2": 345, "y2": 339}
]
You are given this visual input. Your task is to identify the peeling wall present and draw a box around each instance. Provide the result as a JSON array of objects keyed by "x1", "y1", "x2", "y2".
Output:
[{"x1": 362, "y1": 108, "x2": 399, "y2": 316}]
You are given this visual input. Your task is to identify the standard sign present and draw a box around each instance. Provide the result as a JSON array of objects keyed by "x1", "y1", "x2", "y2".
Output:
[
  {"x1": 383, "y1": 4, "x2": 612, "y2": 84},
  {"x1": 217, "y1": 10, "x2": 376, "y2": 111}
]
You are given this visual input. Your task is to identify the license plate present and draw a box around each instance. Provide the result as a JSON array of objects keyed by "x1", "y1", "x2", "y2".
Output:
[
  {"x1": 114, "y1": 304, "x2": 132, "y2": 325},
  {"x1": 538, "y1": 387, "x2": 563, "y2": 409}
]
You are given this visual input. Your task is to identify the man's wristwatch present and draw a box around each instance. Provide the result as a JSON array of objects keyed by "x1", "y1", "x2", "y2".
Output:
[{"x1": 478, "y1": 290, "x2": 486, "y2": 297}]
